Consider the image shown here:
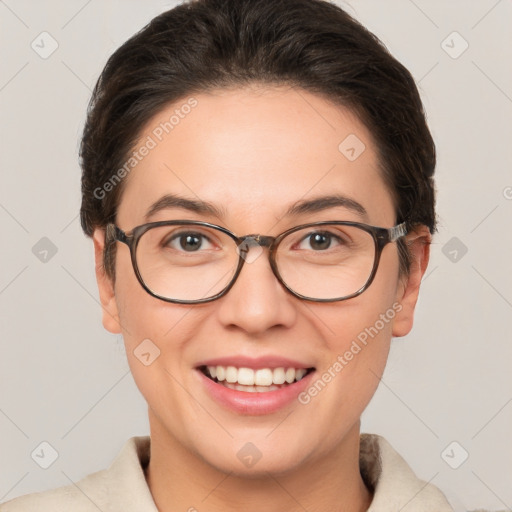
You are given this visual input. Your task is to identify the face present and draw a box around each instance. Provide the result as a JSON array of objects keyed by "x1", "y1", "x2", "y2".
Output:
[{"x1": 93, "y1": 85, "x2": 428, "y2": 476}]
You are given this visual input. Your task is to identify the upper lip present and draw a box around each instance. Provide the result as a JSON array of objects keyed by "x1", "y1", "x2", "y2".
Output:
[{"x1": 195, "y1": 355, "x2": 315, "y2": 370}]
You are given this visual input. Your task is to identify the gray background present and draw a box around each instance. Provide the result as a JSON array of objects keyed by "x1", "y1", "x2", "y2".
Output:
[{"x1": 0, "y1": 0, "x2": 511, "y2": 510}]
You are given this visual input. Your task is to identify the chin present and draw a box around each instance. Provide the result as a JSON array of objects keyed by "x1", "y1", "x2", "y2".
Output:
[
  {"x1": 208, "y1": 452, "x2": 305, "y2": 478},
  {"x1": 193, "y1": 435, "x2": 310, "y2": 478}
]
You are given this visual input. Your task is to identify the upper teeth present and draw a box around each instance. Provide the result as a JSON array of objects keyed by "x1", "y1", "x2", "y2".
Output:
[{"x1": 207, "y1": 366, "x2": 308, "y2": 386}]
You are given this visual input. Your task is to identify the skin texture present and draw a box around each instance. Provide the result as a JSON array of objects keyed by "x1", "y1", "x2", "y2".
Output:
[{"x1": 92, "y1": 85, "x2": 430, "y2": 512}]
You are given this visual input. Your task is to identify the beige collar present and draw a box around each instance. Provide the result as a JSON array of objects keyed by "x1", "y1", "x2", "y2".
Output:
[{"x1": 2, "y1": 433, "x2": 455, "y2": 511}]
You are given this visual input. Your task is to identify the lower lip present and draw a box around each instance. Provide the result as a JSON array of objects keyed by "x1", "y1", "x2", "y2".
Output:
[{"x1": 196, "y1": 369, "x2": 315, "y2": 415}]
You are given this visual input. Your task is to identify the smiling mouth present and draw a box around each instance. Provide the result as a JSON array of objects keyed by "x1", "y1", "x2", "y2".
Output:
[{"x1": 198, "y1": 365, "x2": 315, "y2": 393}]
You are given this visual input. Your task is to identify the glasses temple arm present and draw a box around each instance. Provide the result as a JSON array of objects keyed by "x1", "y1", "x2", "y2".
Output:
[{"x1": 388, "y1": 222, "x2": 407, "y2": 242}]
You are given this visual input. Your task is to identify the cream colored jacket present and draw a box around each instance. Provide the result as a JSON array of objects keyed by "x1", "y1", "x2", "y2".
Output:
[{"x1": 0, "y1": 434, "x2": 457, "y2": 511}]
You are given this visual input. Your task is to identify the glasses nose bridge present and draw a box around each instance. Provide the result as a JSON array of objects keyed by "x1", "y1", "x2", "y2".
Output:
[
  {"x1": 239, "y1": 233, "x2": 275, "y2": 249},
  {"x1": 235, "y1": 233, "x2": 278, "y2": 268}
]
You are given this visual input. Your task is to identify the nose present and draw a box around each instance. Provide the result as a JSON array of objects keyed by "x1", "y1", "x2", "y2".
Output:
[{"x1": 215, "y1": 244, "x2": 297, "y2": 335}]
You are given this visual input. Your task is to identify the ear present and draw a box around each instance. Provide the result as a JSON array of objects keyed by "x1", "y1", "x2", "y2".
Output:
[
  {"x1": 92, "y1": 228, "x2": 122, "y2": 334},
  {"x1": 392, "y1": 225, "x2": 431, "y2": 338}
]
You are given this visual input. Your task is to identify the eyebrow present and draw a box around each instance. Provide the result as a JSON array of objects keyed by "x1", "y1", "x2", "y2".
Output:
[
  {"x1": 145, "y1": 194, "x2": 227, "y2": 221},
  {"x1": 144, "y1": 193, "x2": 368, "y2": 221},
  {"x1": 286, "y1": 194, "x2": 367, "y2": 218}
]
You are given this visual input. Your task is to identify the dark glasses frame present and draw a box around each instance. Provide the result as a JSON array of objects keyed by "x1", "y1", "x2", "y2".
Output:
[{"x1": 106, "y1": 220, "x2": 407, "y2": 304}]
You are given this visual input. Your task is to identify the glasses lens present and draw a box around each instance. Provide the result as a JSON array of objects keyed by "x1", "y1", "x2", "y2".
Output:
[
  {"x1": 135, "y1": 224, "x2": 239, "y2": 302},
  {"x1": 275, "y1": 224, "x2": 376, "y2": 300}
]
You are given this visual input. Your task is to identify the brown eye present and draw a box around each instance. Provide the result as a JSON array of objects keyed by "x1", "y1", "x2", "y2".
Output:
[
  {"x1": 309, "y1": 232, "x2": 331, "y2": 250},
  {"x1": 296, "y1": 231, "x2": 344, "y2": 251},
  {"x1": 164, "y1": 231, "x2": 214, "y2": 252}
]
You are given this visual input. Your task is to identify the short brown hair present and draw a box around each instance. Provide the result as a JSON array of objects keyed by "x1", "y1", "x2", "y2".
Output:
[{"x1": 79, "y1": 0, "x2": 436, "y2": 279}]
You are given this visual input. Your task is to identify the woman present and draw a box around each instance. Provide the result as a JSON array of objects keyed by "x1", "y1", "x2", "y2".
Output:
[{"x1": 1, "y1": 0, "x2": 463, "y2": 510}]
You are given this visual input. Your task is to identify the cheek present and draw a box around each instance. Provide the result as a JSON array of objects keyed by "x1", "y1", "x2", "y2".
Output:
[
  {"x1": 115, "y1": 284, "x2": 200, "y2": 432},
  {"x1": 114, "y1": 246, "x2": 181, "y2": 340},
  {"x1": 318, "y1": 295, "x2": 396, "y2": 378},
  {"x1": 291, "y1": 296, "x2": 396, "y2": 459},
  {"x1": 112, "y1": 253, "x2": 194, "y2": 389},
  {"x1": 321, "y1": 254, "x2": 400, "y2": 353},
  {"x1": 305, "y1": 253, "x2": 401, "y2": 407}
]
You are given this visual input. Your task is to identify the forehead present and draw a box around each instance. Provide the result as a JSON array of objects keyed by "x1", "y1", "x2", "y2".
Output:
[{"x1": 117, "y1": 86, "x2": 395, "y2": 229}]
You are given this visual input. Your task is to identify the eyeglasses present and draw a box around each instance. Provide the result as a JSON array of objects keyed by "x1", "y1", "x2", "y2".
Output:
[{"x1": 107, "y1": 220, "x2": 407, "y2": 304}]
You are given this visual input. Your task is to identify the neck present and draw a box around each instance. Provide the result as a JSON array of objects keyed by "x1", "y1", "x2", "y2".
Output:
[{"x1": 145, "y1": 414, "x2": 373, "y2": 512}]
